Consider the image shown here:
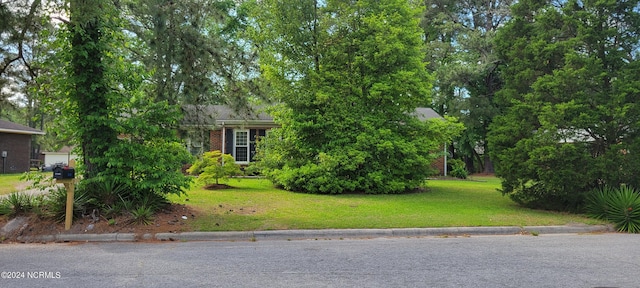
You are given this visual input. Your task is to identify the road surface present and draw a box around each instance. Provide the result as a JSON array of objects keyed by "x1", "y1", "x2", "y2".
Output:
[{"x1": 0, "y1": 233, "x2": 637, "y2": 287}]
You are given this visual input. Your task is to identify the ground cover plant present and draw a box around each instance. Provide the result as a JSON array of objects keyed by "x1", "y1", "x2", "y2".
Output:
[{"x1": 169, "y1": 176, "x2": 604, "y2": 231}]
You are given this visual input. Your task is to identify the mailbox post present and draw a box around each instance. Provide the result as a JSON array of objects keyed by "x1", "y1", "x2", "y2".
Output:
[
  {"x1": 53, "y1": 161, "x2": 76, "y2": 230},
  {"x1": 1, "y1": 151, "x2": 6, "y2": 174}
]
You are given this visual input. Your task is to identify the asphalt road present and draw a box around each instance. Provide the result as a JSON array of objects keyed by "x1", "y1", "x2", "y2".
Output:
[{"x1": 0, "y1": 233, "x2": 638, "y2": 288}]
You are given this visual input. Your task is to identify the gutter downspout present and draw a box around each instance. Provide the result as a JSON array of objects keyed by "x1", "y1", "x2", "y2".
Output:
[
  {"x1": 221, "y1": 122, "x2": 226, "y2": 155},
  {"x1": 221, "y1": 122, "x2": 226, "y2": 165},
  {"x1": 443, "y1": 142, "x2": 447, "y2": 177}
]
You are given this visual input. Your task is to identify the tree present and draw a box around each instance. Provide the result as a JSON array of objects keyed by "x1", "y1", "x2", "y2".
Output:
[
  {"x1": 119, "y1": 0, "x2": 260, "y2": 105},
  {"x1": 117, "y1": 0, "x2": 264, "y2": 150},
  {"x1": 421, "y1": 0, "x2": 514, "y2": 174},
  {"x1": 0, "y1": 0, "x2": 49, "y2": 133},
  {"x1": 67, "y1": 0, "x2": 119, "y2": 179},
  {"x1": 488, "y1": 0, "x2": 640, "y2": 211},
  {"x1": 251, "y1": 0, "x2": 462, "y2": 194},
  {"x1": 31, "y1": 1, "x2": 193, "y2": 208},
  {"x1": 187, "y1": 150, "x2": 241, "y2": 186}
]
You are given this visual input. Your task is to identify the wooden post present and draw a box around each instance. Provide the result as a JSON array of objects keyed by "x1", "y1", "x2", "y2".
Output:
[
  {"x1": 59, "y1": 179, "x2": 75, "y2": 230},
  {"x1": 62, "y1": 159, "x2": 76, "y2": 230}
]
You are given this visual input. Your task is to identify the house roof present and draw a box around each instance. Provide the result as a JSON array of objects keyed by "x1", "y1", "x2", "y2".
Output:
[
  {"x1": 42, "y1": 146, "x2": 76, "y2": 155},
  {"x1": 182, "y1": 105, "x2": 442, "y2": 127},
  {"x1": 413, "y1": 107, "x2": 443, "y2": 121},
  {"x1": 0, "y1": 120, "x2": 45, "y2": 135},
  {"x1": 182, "y1": 105, "x2": 274, "y2": 127}
]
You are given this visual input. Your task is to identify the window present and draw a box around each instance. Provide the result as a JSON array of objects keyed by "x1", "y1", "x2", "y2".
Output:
[{"x1": 234, "y1": 130, "x2": 249, "y2": 163}]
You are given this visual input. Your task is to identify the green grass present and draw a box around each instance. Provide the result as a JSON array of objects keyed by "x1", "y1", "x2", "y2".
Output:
[
  {"x1": 169, "y1": 176, "x2": 604, "y2": 231},
  {"x1": 0, "y1": 174, "x2": 25, "y2": 195}
]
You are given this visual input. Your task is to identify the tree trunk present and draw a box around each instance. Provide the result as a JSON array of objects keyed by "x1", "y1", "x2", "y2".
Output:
[{"x1": 70, "y1": 0, "x2": 116, "y2": 179}]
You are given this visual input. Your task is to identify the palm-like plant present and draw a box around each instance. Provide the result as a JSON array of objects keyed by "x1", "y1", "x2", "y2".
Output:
[{"x1": 585, "y1": 185, "x2": 640, "y2": 233}]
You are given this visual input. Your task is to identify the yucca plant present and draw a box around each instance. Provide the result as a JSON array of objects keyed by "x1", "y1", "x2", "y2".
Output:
[
  {"x1": 84, "y1": 178, "x2": 128, "y2": 207},
  {"x1": 606, "y1": 186, "x2": 640, "y2": 233},
  {"x1": 4, "y1": 193, "x2": 34, "y2": 216},
  {"x1": 130, "y1": 205, "x2": 154, "y2": 225},
  {"x1": 44, "y1": 186, "x2": 92, "y2": 222},
  {"x1": 585, "y1": 185, "x2": 640, "y2": 233},
  {"x1": 585, "y1": 186, "x2": 616, "y2": 220},
  {"x1": 136, "y1": 191, "x2": 170, "y2": 212},
  {"x1": 0, "y1": 201, "x2": 12, "y2": 216}
]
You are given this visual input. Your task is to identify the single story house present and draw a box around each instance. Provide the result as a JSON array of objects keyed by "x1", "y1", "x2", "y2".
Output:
[
  {"x1": 0, "y1": 120, "x2": 45, "y2": 173},
  {"x1": 182, "y1": 105, "x2": 278, "y2": 164},
  {"x1": 183, "y1": 105, "x2": 446, "y2": 173},
  {"x1": 41, "y1": 145, "x2": 78, "y2": 168}
]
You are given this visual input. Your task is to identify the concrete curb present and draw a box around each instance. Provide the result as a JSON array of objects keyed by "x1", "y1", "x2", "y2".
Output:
[
  {"x1": 16, "y1": 233, "x2": 137, "y2": 243},
  {"x1": 17, "y1": 225, "x2": 615, "y2": 243},
  {"x1": 12, "y1": 225, "x2": 613, "y2": 243},
  {"x1": 155, "y1": 231, "x2": 254, "y2": 241},
  {"x1": 521, "y1": 225, "x2": 611, "y2": 234}
]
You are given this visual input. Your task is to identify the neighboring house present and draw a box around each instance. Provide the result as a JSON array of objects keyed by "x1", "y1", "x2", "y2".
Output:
[
  {"x1": 0, "y1": 120, "x2": 45, "y2": 173},
  {"x1": 414, "y1": 107, "x2": 447, "y2": 175},
  {"x1": 183, "y1": 105, "x2": 444, "y2": 169},
  {"x1": 413, "y1": 107, "x2": 443, "y2": 121},
  {"x1": 41, "y1": 146, "x2": 79, "y2": 168}
]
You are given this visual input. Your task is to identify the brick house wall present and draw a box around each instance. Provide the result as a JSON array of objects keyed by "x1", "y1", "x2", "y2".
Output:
[
  {"x1": 431, "y1": 155, "x2": 445, "y2": 176},
  {"x1": 209, "y1": 127, "x2": 269, "y2": 164},
  {"x1": 209, "y1": 130, "x2": 222, "y2": 152},
  {"x1": 0, "y1": 132, "x2": 32, "y2": 173}
]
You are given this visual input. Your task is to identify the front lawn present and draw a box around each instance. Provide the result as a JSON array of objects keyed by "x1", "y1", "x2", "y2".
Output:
[
  {"x1": 169, "y1": 176, "x2": 604, "y2": 231},
  {"x1": 0, "y1": 174, "x2": 25, "y2": 195}
]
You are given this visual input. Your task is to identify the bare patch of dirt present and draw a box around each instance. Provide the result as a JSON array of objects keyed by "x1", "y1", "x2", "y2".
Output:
[{"x1": 0, "y1": 204, "x2": 198, "y2": 243}]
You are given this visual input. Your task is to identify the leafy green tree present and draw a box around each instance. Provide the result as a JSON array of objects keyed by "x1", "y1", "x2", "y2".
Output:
[
  {"x1": 421, "y1": 0, "x2": 514, "y2": 173},
  {"x1": 119, "y1": 0, "x2": 260, "y2": 106},
  {"x1": 0, "y1": 0, "x2": 51, "y2": 139},
  {"x1": 488, "y1": 0, "x2": 640, "y2": 211},
  {"x1": 35, "y1": 1, "x2": 193, "y2": 206},
  {"x1": 251, "y1": 0, "x2": 462, "y2": 194},
  {"x1": 117, "y1": 0, "x2": 264, "y2": 149},
  {"x1": 67, "y1": 0, "x2": 117, "y2": 179},
  {"x1": 100, "y1": 95, "x2": 193, "y2": 198},
  {"x1": 187, "y1": 150, "x2": 241, "y2": 186}
]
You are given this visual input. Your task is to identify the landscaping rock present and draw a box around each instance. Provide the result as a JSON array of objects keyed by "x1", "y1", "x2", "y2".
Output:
[{"x1": 0, "y1": 216, "x2": 29, "y2": 237}]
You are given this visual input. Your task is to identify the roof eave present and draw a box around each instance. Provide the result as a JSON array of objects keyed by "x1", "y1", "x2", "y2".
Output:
[
  {"x1": 0, "y1": 128, "x2": 46, "y2": 135},
  {"x1": 216, "y1": 120, "x2": 277, "y2": 126}
]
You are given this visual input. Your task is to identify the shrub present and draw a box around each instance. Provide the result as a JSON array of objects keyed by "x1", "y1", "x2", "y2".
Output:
[
  {"x1": 584, "y1": 186, "x2": 615, "y2": 220},
  {"x1": 100, "y1": 188, "x2": 168, "y2": 219},
  {"x1": 136, "y1": 191, "x2": 170, "y2": 212},
  {"x1": 0, "y1": 201, "x2": 11, "y2": 216},
  {"x1": 585, "y1": 185, "x2": 640, "y2": 233},
  {"x1": 3, "y1": 193, "x2": 36, "y2": 216},
  {"x1": 130, "y1": 205, "x2": 154, "y2": 225},
  {"x1": 44, "y1": 186, "x2": 93, "y2": 223},
  {"x1": 448, "y1": 159, "x2": 468, "y2": 179},
  {"x1": 256, "y1": 117, "x2": 463, "y2": 194},
  {"x1": 81, "y1": 178, "x2": 128, "y2": 208},
  {"x1": 187, "y1": 150, "x2": 241, "y2": 186}
]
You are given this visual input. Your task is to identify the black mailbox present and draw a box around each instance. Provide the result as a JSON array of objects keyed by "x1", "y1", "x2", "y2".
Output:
[{"x1": 53, "y1": 166, "x2": 75, "y2": 179}]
